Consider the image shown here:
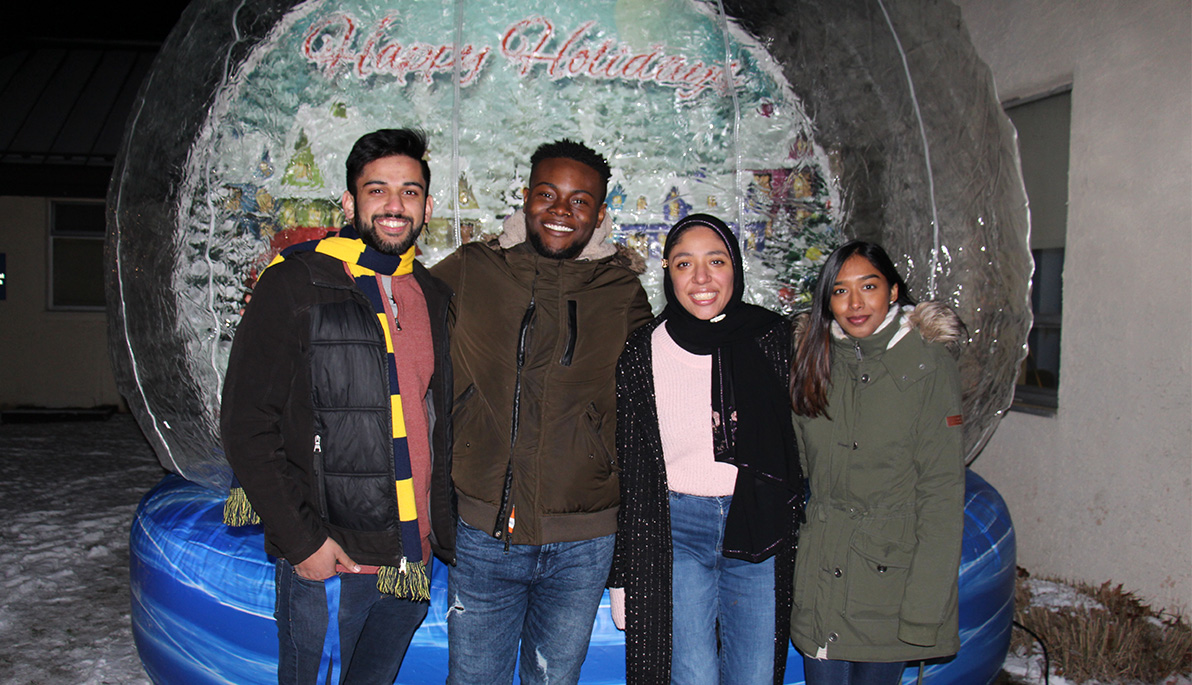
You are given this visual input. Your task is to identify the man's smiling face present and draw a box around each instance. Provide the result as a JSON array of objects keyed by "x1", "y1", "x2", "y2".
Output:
[
  {"x1": 341, "y1": 154, "x2": 433, "y2": 255},
  {"x1": 523, "y1": 157, "x2": 606, "y2": 260}
]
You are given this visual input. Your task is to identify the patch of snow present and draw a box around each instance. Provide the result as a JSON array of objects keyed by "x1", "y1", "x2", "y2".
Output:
[
  {"x1": 1025, "y1": 578, "x2": 1108, "y2": 613},
  {"x1": 1001, "y1": 646, "x2": 1074, "y2": 685},
  {"x1": 0, "y1": 414, "x2": 164, "y2": 684}
]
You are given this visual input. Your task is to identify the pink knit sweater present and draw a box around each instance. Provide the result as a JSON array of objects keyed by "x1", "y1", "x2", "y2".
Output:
[{"x1": 652, "y1": 323, "x2": 738, "y2": 497}]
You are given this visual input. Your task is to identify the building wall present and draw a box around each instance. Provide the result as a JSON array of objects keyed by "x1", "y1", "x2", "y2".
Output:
[
  {"x1": 954, "y1": 0, "x2": 1192, "y2": 612},
  {"x1": 0, "y1": 196, "x2": 124, "y2": 410}
]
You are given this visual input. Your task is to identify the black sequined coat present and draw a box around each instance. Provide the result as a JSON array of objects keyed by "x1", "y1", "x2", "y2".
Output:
[{"x1": 609, "y1": 314, "x2": 802, "y2": 685}]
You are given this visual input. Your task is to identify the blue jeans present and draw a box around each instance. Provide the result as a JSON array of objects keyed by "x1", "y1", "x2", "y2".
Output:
[
  {"x1": 669, "y1": 491, "x2": 776, "y2": 684},
  {"x1": 802, "y1": 657, "x2": 906, "y2": 685},
  {"x1": 447, "y1": 519, "x2": 614, "y2": 685},
  {"x1": 275, "y1": 559, "x2": 429, "y2": 685}
]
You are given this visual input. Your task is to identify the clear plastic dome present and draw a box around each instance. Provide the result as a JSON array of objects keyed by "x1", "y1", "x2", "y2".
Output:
[{"x1": 107, "y1": 0, "x2": 1030, "y2": 491}]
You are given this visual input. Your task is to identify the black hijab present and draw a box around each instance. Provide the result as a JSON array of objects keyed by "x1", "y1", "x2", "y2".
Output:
[{"x1": 661, "y1": 214, "x2": 799, "y2": 561}]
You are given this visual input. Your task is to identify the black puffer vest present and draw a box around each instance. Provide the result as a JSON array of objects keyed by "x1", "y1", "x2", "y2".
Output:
[{"x1": 309, "y1": 296, "x2": 401, "y2": 539}]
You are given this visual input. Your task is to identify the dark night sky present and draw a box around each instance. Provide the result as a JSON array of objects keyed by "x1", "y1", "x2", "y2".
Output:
[{"x1": 6, "y1": 2, "x2": 193, "y2": 44}]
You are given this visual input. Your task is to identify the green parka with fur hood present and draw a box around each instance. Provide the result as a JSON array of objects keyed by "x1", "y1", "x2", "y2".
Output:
[{"x1": 791, "y1": 302, "x2": 966, "y2": 663}]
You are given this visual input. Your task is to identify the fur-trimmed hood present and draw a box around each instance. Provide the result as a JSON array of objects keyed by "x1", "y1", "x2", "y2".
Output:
[
  {"x1": 793, "y1": 301, "x2": 967, "y2": 358},
  {"x1": 905, "y1": 301, "x2": 967, "y2": 356},
  {"x1": 487, "y1": 208, "x2": 647, "y2": 274}
]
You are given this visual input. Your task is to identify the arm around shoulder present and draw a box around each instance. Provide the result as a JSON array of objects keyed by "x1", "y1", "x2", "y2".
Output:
[
  {"x1": 428, "y1": 246, "x2": 464, "y2": 291},
  {"x1": 625, "y1": 281, "x2": 653, "y2": 334}
]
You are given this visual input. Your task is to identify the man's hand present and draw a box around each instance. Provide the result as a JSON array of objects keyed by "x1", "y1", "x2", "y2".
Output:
[{"x1": 294, "y1": 537, "x2": 360, "y2": 580}]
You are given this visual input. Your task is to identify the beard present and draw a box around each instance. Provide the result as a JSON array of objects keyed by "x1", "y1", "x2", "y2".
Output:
[
  {"x1": 526, "y1": 225, "x2": 589, "y2": 260},
  {"x1": 356, "y1": 212, "x2": 424, "y2": 256}
]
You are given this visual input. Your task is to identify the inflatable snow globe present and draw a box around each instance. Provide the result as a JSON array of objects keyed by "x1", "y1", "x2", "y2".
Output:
[{"x1": 112, "y1": 0, "x2": 1028, "y2": 682}]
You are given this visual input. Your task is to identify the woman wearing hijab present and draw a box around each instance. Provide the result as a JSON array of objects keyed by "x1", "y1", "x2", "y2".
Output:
[{"x1": 608, "y1": 214, "x2": 803, "y2": 684}]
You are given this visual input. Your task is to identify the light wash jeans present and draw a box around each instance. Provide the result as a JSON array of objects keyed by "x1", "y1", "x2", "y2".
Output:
[
  {"x1": 669, "y1": 491, "x2": 776, "y2": 684},
  {"x1": 274, "y1": 559, "x2": 428, "y2": 685},
  {"x1": 446, "y1": 519, "x2": 614, "y2": 685}
]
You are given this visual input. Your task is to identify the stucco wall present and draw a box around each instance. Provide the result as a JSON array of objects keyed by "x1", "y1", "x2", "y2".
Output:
[
  {"x1": 0, "y1": 196, "x2": 124, "y2": 410},
  {"x1": 954, "y1": 0, "x2": 1192, "y2": 613}
]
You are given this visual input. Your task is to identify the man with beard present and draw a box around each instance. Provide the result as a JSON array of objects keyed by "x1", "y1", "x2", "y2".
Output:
[
  {"x1": 221, "y1": 129, "x2": 455, "y2": 684},
  {"x1": 431, "y1": 140, "x2": 652, "y2": 684}
]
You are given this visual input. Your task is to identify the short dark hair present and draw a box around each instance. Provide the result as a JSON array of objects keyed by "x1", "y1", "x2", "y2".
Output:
[
  {"x1": 345, "y1": 129, "x2": 431, "y2": 193},
  {"x1": 530, "y1": 139, "x2": 611, "y2": 196}
]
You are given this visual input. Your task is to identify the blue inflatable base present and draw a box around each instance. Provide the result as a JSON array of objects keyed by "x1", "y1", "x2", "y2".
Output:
[{"x1": 130, "y1": 470, "x2": 1015, "y2": 684}]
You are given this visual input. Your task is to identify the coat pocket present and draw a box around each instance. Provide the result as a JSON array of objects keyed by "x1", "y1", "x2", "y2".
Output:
[
  {"x1": 452, "y1": 384, "x2": 504, "y2": 484},
  {"x1": 583, "y1": 402, "x2": 616, "y2": 475},
  {"x1": 453, "y1": 384, "x2": 477, "y2": 426},
  {"x1": 540, "y1": 402, "x2": 619, "y2": 514},
  {"x1": 845, "y1": 526, "x2": 914, "y2": 622}
]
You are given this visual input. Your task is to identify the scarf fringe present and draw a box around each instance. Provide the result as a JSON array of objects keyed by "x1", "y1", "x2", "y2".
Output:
[
  {"x1": 222, "y1": 486, "x2": 261, "y2": 526},
  {"x1": 376, "y1": 560, "x2": 430, "y2": 601}
]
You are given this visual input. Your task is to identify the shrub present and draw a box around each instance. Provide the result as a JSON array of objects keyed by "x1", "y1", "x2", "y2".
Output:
[{"x1": 1010, "y1": 569, "x2": 1192, "y2": 683}]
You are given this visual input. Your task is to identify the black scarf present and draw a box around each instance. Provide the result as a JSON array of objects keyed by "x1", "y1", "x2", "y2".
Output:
[{"x1": 662, "y1": 214, "x2": 799, "y2": 561}]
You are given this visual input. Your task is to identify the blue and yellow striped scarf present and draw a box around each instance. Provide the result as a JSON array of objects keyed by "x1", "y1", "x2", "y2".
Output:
[{"x1": 224, "y1": 227, "x2": 428, "y2": 600}]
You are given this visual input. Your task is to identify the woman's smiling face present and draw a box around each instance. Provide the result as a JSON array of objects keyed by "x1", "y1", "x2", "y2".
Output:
[
  {"x1": 830, "y1": 254, "x2": 898, "y2": 338},
  {"x1": 667, "y1": 225, "x2": 734, "y2": 320}
]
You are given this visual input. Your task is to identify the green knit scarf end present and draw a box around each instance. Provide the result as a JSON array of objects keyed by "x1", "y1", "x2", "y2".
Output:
[
  {"x1": 377, "y1": 560, "x2": 430, "y2": 601},
  {"x1": 222, "y1": 487, "x2": 261, "y2": 526}
]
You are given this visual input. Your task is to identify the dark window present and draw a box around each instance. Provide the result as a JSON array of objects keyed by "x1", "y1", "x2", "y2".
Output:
[
  {"x1": 1005, "y1": 88, "x2": 1071, "y2": 415},
  {"x1": 49, "y1": 200, "x2": 106, "y2": 310}
]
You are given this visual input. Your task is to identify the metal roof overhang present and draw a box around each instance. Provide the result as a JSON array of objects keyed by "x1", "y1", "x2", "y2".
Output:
[{"x1": 0, "y1": 41, "x2": 158, "y2": 198}]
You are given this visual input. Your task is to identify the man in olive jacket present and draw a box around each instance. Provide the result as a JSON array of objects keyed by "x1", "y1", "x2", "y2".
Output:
[{"x1": 431, "y1": 140, "x2": 652, "y2": 684}]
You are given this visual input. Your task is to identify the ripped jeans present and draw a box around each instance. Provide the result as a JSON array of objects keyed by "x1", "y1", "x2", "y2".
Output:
[{"x1": 446, "y1": 519, "x2": 614, "y2": 685}]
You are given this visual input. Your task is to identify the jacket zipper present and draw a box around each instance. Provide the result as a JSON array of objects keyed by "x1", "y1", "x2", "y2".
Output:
[
  {"x1": 313, "y1": 434, "x2": 326, "y2": 519},
  {"x1": 851, "y1": 339, "x2": 863, "y2": 455},
  {"x1": 496, "y1": 288, "x2": 537, "y2": 550}
]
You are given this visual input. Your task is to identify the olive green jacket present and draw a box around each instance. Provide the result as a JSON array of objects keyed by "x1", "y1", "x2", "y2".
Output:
[
  {"x1": 791, "y1": 303, "x2": 965, "y2": 662},
  {"x1": 430, "y1": 237, "x2": 652, "y2": 546}
]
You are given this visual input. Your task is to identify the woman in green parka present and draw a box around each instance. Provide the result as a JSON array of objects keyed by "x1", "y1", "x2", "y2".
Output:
[{"x1": 789, "y1": 241, "x2": 966, "y2": 684}]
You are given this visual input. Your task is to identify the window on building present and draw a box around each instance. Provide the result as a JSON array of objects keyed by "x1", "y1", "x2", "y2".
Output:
[
  {"x1": 49, "y1": 200, "x2": 107, "y2": 310},
  {"x1": 1005, "y1": 88, "x2": 1071, "y2": 414}
]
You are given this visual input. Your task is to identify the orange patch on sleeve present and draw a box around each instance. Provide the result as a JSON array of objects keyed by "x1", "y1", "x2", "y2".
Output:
[{"x1": 946, "y1": 414, "x2": 964, "y2": 427}]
